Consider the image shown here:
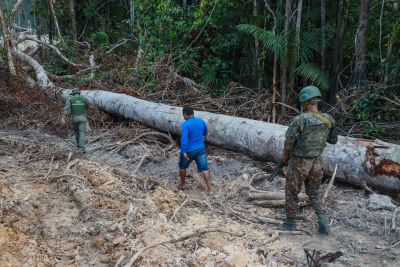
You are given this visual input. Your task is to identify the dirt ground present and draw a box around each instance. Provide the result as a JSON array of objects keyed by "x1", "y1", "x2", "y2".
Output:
[{"x1": 0, "y1": 124, "x2": 399, "y2": 267}]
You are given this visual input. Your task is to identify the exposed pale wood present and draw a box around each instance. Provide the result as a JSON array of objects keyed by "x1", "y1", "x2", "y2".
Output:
[
  {"x1": 14, "y1": 48, "x2": 400, "y2": 194},
  {"x1": 248, "y1": 191, "x2": 309, "y2": 201}
]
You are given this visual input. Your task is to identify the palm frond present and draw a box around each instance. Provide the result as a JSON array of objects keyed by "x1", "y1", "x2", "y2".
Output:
[
  {"x1": 299, "y1": 30, "x2": 321, "y2": 63},
  {"x1": 295, "y1": 63, "x2": 329, "y2": 91},
  {"x1": 237, "y1": 24, "x2": 284, "y2": 60}
]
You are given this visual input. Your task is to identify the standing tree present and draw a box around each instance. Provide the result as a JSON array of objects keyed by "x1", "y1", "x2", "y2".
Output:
[
  {"x1": 69, "y1": 0, "x2": 77, "y2": 41},
  {"x1": 320, "y1": 0, "x2": 326, "y2": 73},
  {"x1": 349, "y1": 0, "x2": 370, "y2": 87},
  {"x1": 0, "y1": 3, "x2": 17, "y2": 78},
  {"x1": 280, "y1": 0, "x2": 292, "y2": 116},
  {"x1": 329, "y1": 0, "x2": 345, "y2": 102}
]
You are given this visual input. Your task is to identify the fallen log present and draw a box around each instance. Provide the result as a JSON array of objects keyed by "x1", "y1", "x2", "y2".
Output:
[
  {"x1": 14, "y1": 49, "x2": 400, "y2": 194},
  {"x1": 249, "y1": 199, "x2": 308, "y2": 208},
  {"x1": 248, "y1": 191, "x2": 309, "y2": 201}
]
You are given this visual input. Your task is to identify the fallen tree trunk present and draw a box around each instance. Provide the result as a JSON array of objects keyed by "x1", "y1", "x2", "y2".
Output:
[
  {"x1": 249, "y1": 199, "x2": 308, "y2": 208},
  {"x1": 59, "y1": 90, "x2": 400, "y2": 194},
  {"x1": 14, "y1": 50, "x2": 400, "y2": 194},
  {"x1": 248, "y1": 192, "x2": 309, "y2": 201}
]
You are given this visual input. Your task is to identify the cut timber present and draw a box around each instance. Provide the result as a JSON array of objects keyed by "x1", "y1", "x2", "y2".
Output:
[
  {"x1": 60, "y1": 90, "x2": 400, "y2": 194},
  {"x1": 249, "y1": 199, "x2": 307, "y2": 208},
  {"x1": 13, "y1": 49, "x2": 400, "y2": 194},
  {"x1": 248, "y1": 192, "x2": 309, "y2": 201}
]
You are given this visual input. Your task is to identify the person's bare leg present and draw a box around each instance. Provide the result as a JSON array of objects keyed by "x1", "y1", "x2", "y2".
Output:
[
  {"x1": 179, "y1": 169, "x2": 187, "y2": 189},
  {"x1": 202, "y1": 171, "x2": 212, "y2": 193}
]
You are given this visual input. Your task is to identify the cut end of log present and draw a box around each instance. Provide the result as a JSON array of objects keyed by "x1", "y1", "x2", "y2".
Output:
[{"x1": 376, "y1": 159, "x2": 400, "y2": 178}]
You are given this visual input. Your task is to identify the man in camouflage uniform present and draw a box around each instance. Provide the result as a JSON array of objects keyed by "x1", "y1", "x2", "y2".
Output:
[
  {"x1": 282, "y1": 86, "x2": 338, "y2": 234},
  {"x1": 61, "y1": 88, "x2": 89, "y2": 155}
]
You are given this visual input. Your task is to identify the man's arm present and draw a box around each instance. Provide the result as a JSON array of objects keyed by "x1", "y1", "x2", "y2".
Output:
[
  {"x1": 283, "y1": 117, "x2": 303, "y2": 164},
  {"x1": 327, "y1": 116, "x2": 338, "y2": 144},
  {"x1": 181, "y1": 123, "x2": 189, "y2": 154}
]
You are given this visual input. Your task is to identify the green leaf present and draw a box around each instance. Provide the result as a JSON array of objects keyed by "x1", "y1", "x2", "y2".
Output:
[
  {"x1": 294, "y1": 63, "x2": 329, "y2": 91},
  {"x1": 236, "y1": 24, "x2": 284, "y2": 60}
]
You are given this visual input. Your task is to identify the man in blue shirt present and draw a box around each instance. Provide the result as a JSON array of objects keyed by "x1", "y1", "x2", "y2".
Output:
[{"x1": 179, "y1": 106, "x2": 212, "y2": 194}]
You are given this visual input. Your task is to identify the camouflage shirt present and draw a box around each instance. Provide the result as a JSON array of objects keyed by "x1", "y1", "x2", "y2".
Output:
[{"x1": 284, "y1": 112, "x2": 338, "y2": 158}]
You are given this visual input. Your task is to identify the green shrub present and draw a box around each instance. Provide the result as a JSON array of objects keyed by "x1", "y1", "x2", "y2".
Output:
[{"x1": 90, "y1": 32, "x2": 110, "y2": 49}]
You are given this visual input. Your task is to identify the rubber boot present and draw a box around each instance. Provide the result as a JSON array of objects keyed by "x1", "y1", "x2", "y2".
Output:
[
  {"x1": 317, "y1": 213, "x2": 331, "y2": 234},
  {"x1": 281, "y1": 218, "x2": 297, "y2": 231}
]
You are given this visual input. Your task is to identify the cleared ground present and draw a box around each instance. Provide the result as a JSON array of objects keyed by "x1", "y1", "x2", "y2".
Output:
[{"x1": 0, "y1": 126, "x2": 399, "y2": 266}]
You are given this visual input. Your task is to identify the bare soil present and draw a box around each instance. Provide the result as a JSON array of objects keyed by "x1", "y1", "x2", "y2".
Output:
[
  {"x1": 0, "y1": 125, "x2": 399, "y2": 267},
  {"x1": 0, "y1": 80, "x2": 398, "y2": 266}
]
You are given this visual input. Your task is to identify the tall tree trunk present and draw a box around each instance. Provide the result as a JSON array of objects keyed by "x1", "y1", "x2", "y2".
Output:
[
  {"x1": 289, "y1": 0, "x2": 303, "y2": 93},
  {"x1": 321, "y1": 0, "x2": 326, "y2": 73},
  {"x1": 69, "y1": 0, "x2": 77, "y2": 41},
  {"x1": 253, "y1": 0, "x2": 262, "y2": 90},
  {"x1": 264, "y1": 0, "x2": 278, "y2": 123},
  {"x1": 35, "y1": 8, "x2": 41, "y2": 40},
  {"x1": 280, "y1": 0, "x2": 292, "y2": 117},
  {"x1": 329, "y1": 0, "x2": 345, "y2": 103},
  {"x1": 0, "y1": 6, "x2": 17, "y2": 78},
  {"x1": 49, "y1": 0, "x2": 62, "y2": 40},
  {"x1": 13, "y1": 48, "x2": 400, "y2": 194},
  {"x1": 349, "y1": 0, "x2": 370, "y2": 87}
]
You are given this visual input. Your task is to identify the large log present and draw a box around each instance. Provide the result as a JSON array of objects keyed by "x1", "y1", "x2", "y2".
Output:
[{"x1": 14, "y1": 49, "x2": 400, "y2": 194}]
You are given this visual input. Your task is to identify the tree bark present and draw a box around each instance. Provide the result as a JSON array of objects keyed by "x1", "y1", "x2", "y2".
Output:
[
  {"x1": 264, "y1": 0, "x2": 278, "y2": 123},
  {"x1": 253, "y1": 0, "x2": 262, "y2": 90},
  {"x1": 13, "y1": 50, "x2": 400, "y2": 194},
  {"x1": 49, "y1": 0, "x2": 62, "y2": 40},
  {"x1": 69, "y1": 0, "x2": 77, "y2": 41},
  {"x1": 280, "y1": 0, "x2": 292, "y2": 117},
  {"x1": 349, "y1": 0, "x2": 370, "y2": 87},
  {"x1": 0, "y1": 6, "x2": 17, "y2": 78},
  {"x1": 329, "y1": 0, "x2": 345, "y2": 103},
  {"x1": 289, "y1": 0, "x2": 303, "y2": 93},
  {"x1": 321, "y1": 0, "x2": 326, "y2": 73}
]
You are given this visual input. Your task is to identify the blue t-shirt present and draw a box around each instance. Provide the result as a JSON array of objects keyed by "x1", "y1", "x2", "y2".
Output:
[{"x1": 181, "y1": 117, "x2": 208, "y2": 153}]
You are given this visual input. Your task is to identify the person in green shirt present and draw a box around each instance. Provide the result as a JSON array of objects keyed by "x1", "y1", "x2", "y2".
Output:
[
  {"x1": 61, "y1": 88, "x2": 89, "y2": 155},
  {"x1": 281, "y1": 86, "x2": 338, "y2": 234}
]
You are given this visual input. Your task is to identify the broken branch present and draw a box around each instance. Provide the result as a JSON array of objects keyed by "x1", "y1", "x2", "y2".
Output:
[{"x1": 124, "y1": 228, "x2": 245, "y2": 267}]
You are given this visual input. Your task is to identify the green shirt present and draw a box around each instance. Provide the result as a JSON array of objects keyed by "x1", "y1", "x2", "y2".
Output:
[{"x1": 63, "y1": 95, "x2": 88, "y2": 118}]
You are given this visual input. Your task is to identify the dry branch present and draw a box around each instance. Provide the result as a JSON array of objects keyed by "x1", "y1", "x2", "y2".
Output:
[
  {"x1": 249, "y1": 199, "x2": 307, "y2": 208},
  {"x1": 25, "y1": 36, "x2": 83, "y2": 67},
  {"x1": 124, "y1": 228, "x2": 245, "y2": 267},
  {"x1": 248, "y1": 191, "x2": 309, "y2": 201},
  {"x1": 322, "y1": 164, "x2": 338, "y2": 203},
  {"x1": 13, "y1": 45, "x2": 400, "y2": 194}
]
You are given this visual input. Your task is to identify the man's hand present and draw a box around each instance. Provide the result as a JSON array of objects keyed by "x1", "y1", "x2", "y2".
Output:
[
  {"x1": 283, "y1": 151, "x2": 290, "y2": 165},
  {"x1": 183, "y1": 153, "x2": 189, "y2": 161},
  {"x1": 61, "y1": 117, "x2": 66, "y2": 125}
]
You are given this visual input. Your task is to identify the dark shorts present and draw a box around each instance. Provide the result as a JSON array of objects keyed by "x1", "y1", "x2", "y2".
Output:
[{"x1": 179, "y1": 147, "x2": 208, "y2": 172}]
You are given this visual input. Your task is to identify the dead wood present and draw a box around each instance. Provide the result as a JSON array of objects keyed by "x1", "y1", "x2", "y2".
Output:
[
  {"x1": 169, "y1": 196, "x2": 189, "y2": 223},
  {"x1": 124, "y1": 228, "x2": 245, "y2": 267},
  {"x1": 24, "y1": 36, "x2": 83, "y2": 67},
  {"x1": 248, "y1": 191, "x2": 309, "y2": 201},
  {"x1": 322, "y1": 164, "x2": 337, "y2": 203},
  {"x1": 305, "y1": 249, "x2": 344, "y2": 267},
  {"x1": 249, "y1": 199, "x2": 307, "y2": 208}
]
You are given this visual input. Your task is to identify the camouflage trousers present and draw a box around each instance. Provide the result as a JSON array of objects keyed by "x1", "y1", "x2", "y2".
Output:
[{"x1": 285, "y1": 156, "x2": 324, "y2": 219}]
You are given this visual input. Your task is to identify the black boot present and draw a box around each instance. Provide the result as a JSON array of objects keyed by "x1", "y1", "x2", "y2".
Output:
[
  {"x1": 317, "y1": 213, "x2": 331, "y2": 235},
  {"x1": 281, "y1": 218, "x2": 297, "y2": 231}
]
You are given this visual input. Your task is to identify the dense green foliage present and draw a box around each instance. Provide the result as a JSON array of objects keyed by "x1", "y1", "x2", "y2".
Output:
[{"x1": 4, "y1": 0, "x2": 400, "y2": 140}]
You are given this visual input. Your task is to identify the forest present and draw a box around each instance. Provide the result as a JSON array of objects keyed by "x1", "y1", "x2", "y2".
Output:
[{"x1": 0, "y1": 0, "x2": 399, "y2": 266}]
